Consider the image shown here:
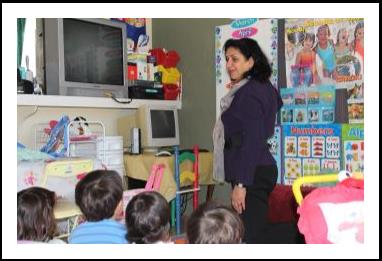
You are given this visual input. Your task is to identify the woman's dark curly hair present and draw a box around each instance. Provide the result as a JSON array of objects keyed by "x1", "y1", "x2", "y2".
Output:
[{"x1": 223, "y1": 38, "x2": 272, "y2": 82}]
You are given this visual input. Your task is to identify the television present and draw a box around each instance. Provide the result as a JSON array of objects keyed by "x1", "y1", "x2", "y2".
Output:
[
  {"x1": 43, "y1": 18, "x2": 127, "y2": 98},
  {"x1": 117, "y1": 104, "x2": 180, "y2": 151}
]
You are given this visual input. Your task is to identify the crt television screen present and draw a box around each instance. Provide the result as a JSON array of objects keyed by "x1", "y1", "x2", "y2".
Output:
[
  {"x1": 150, "y1": 110, "x2": 176, "y2": 138},
  {"x1": 63, "y1": 19, "x2": 124, "y2": 85}
]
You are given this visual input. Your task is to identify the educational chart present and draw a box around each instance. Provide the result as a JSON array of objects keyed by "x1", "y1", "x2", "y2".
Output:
[
  {"x1": 283, "y1": 124, "x2": 341, "y2": 185},
  {"x1": 342, "y1": 124, "x2": 364, "y2": 174},
  {"x1": 280, "y1": 85, "x2": 336, "y2": 125},
  {"x1": 267, "y1": 126, "x2": 282, "y2": 184},
  {"x1": 215, "y1": 18, "x2": 278, "y2": 118},
  {"x1": 284, "y1": 18, "x2": 364, "y2": 89}
]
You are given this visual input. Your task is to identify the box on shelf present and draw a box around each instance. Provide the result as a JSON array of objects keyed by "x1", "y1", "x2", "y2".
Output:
[
  {"x1": 128, "y1": 85, "x2": 164, "y2": 100},
  {"x1": 147, "y1": 63, "x2": 155, "y2": 81},
  {"x1": 127, "y1": 63, "x2": 137, "y2": 80},
  {"x1": 136, "y1": 62, "x2": 148, "y2": 81}
]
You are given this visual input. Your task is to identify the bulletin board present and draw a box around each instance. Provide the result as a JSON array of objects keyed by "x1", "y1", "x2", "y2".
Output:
[{"x1": 284, "y1": 18, "x2": 364, "y2": 123}]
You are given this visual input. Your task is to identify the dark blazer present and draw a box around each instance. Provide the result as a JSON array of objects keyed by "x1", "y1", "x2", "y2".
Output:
[{"x1": 222, "y1": 78, "x2": 283, "y2": 186}]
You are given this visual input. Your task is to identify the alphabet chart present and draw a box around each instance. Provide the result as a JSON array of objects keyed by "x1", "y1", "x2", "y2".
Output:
[{"x1": 341, "y1": 124, "x2": 364, "y2": 174}]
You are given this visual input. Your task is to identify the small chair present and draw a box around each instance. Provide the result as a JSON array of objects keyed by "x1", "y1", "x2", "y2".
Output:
[
  {"x1": 172, "y1": 145, "x2": 200, "y2": 235},
  {"x1": 54, "y1": 199, "x2": 82, "y2": 239}
]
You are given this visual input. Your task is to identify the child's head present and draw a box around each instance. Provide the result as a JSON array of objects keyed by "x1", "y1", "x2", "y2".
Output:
[
  {"x1": 75, "y1": 169, "x2": 123, "y2": 222},
  {"x1": 302, "y1": 33, "x2": 315, "y2": 49},
  {"x1": 354, "y1": 21, "x2": 364, "y2": 41},
  {"x1": 186, "y1": 201, "x2": 244, "y2": 244},
  {"x1": 317, "y1": 24, "x2": 331, "y2": 43},
  {"x1": 17, "y1": 187, "x2": 57, "y2": 241},
  {"x1": 336, "y1": 28, "x2": 349, "y2": 46},
  {"x1": 125, "y1": 191, "x2": 170, "y2": 243}
]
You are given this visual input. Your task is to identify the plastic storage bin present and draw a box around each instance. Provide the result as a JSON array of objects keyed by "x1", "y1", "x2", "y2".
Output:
[
  {"x1": 97, "y1": 136, "x2": 123, "y2": 151},
  {"x1": 69, "y1": 142, "x2": 97, "y2": 158},
  {"x1": 96, "y1": 136, "x2": 125, "y2": 180},
  {"x1": 97, "y1": 150, "x2": 124, "y2": 167},
  {"x1": 163, "y1": 84, "x2": 181, "y2": 100}
]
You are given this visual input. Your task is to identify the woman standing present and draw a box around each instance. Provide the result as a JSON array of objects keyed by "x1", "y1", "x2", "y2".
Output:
[{"x1": 213, "y1": 38, "x2": 284, "y2": 243}]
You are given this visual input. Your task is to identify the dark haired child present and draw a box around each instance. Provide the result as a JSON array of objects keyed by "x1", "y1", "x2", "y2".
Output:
[{"x1": 69, "y1": 170, "x2": 127, "y2": 244}]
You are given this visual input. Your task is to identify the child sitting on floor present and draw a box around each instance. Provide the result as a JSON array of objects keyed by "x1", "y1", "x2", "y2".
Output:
[
  {"x1": 17, "y1": 187, "x2": 65, "y2": 244},
  {"x1": 125, "y1": 191, "x2": 172, "y2": 244},
  {"x1": 69, "y1": 170, "x2": 127, "y2": 244},
  {"x1": 186, "y1": 201, "x2": 244, "y2": 244}
]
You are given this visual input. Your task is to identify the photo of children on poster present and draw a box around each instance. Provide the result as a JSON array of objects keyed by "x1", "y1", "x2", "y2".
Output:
[{"x1": 285, "y1": 18, "x2": 364, "y2": 89}]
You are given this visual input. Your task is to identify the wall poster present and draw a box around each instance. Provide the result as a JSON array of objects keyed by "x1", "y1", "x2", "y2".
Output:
[
  {"x1": 284, "y1": 18, "x2": 364, "y2": 89},
  {"x1": 283, "y1": 124, "x2": 342, "y2": 185},
  {"x1": 342, "y1": 124, "x2": 364, "y2": 174}
]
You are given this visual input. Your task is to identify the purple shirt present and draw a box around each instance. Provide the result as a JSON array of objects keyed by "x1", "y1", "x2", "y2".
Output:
[{"x1": 221, "y1": 79, "x2": 283, "y2": 185}]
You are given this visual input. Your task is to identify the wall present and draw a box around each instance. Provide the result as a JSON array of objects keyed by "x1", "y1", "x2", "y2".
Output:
[
  {"x1": 153, "y1": 18, "x2": 231, "y2": 151},
  {"x1": 153, "y1": 18, "x2": 233, "y2": 207}
]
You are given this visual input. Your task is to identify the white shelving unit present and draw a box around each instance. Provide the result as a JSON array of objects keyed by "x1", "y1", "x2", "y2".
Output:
[
  {"x1": 17, "y1": 94, "x2": 181, "y2": 109},
  {"x1": 67, "y1": 120, "x2": 105, "y2": 160},
  {"x1": 34, "y1": 120, "x2": 105, "y2": 159}
]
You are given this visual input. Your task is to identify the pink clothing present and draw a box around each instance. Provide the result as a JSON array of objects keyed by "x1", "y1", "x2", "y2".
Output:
[
  {"x1": 297, "y1": 178, "x2": 364, "y2": 244},
  {"x1": 354, "y1": 40, "x2": 364, "y2": 61}
]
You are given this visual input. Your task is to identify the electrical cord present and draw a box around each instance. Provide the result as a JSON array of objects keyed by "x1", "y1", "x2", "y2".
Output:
[
  {"x1": 180, "y1": 190, "x2": 194, "y2": 216},
  {"x1": 104, "y1": 92, "x2": 133, "y2": 104}
]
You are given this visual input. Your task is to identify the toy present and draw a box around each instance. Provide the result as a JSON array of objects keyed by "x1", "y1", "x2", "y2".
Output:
[{"x1": 293, "y1": 171, "x2": 364, "y2": 243}]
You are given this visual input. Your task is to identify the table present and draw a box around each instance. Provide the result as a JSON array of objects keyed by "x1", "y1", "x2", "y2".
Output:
[{"x1": 123, "y1": 152, "x2": 215, "y2": 202}]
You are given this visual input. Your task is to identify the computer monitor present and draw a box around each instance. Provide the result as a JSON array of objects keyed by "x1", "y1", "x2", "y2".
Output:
[{"x1": 117, "y1": 104, "x2": 180, "y2": 151}]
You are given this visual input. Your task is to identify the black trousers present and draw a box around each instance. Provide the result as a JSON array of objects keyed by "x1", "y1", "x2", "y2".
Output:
[
  {"x1": 241, "y1": 165, "x2": 300, "y2": 244},
  {"x1": 241, "y1": 165, "x2": 277, "y2": 243}
]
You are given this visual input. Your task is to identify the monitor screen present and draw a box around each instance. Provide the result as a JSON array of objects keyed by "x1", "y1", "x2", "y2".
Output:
[
  {"x1": 63, "y1": 19, "x2": 124, "y2": 85},
  {"x1": 151, "y1": 110, "x2": 176, "y2": 138},
  {"x1": 139, "y1": 105, "x2": 179, "y2": 149}
]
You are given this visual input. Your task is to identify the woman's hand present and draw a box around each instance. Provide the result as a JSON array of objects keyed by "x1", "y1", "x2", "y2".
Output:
[{"x1": 231, "y1": 185, "x2": 246, "y2": 214}]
